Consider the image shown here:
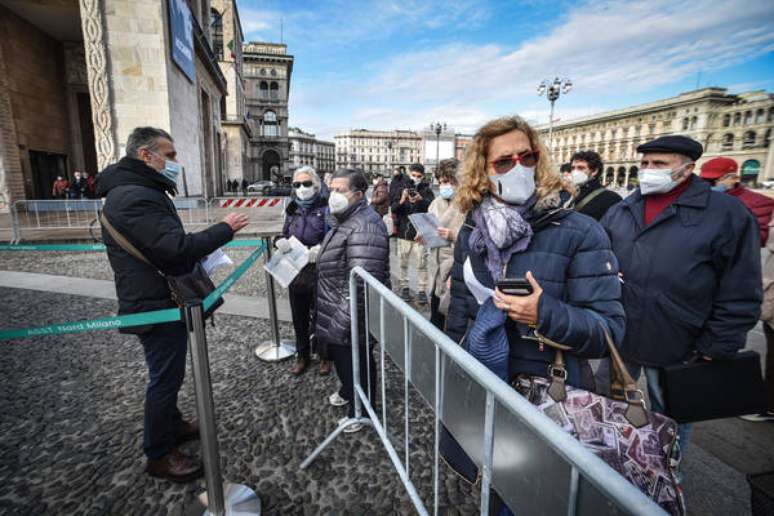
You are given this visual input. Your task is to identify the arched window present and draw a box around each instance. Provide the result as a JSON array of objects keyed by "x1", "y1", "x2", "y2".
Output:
[
  {"x1": 733, "y1": 112, "x2": 741, "y2": 126},
  {"x1": 690, "y1": 116, "x2": 697, "y2": 130},
  {"x1": 262, "y1": 110, "x2": 278, "y2": 137},
  {"x1": 744, "y1": 111, "x2": 753, "y2": 126},
  {"x1": 741, "y1": 159, "x2": 760, "y2": 184},
  {"x1": 682, "y1": 118, "x2": 689, "y2": 130},
  {"x1": 210, "y1": 8, "x2": 223, "y2": 60},
  {"x1": 743, "y1": 130, "x2": 756, "y2": 148},
  {"x1": 259, "y1": 81, "x2": 268, "y2": 99},
  {"x1": 723, "y1": 114, "x2": 731, "y2": 127},
  {"x1": 769, "y1": 107, "x2": 774, "y2": 123},
  {"x1": 722, "y1": 133, "x2": 734, "y2": 151},
  {"x1": 270, "y1": 81, "x2": 279, "y2": 100},
  {"x1": 765, "y1": 128, "x2": 772, "y2": 147},
  {"x1": 756, "y1": 109, "x2": 765, "y2": 124}
]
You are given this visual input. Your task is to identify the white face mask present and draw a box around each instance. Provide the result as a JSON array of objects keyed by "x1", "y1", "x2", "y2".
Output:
[
  {"x1": 639, "y1": 163, "x2": 691, "y2": 195},
  {"x1": 490, "y1": 164, "x2": 535, "y2": 205},
  {"x1": 439, "y1": 185, "x2": 454, "y2": 200},
  {"x1": 411, "y1": 175, "x2": 423, "y2": 185},
  {"x1": 296, "y1": 185, "x2": 316, "y2": 201},
  {"x1": 571, "y1": 170, "x2": 588, "y2": 186},
  {"x1": 328, "y1": 191, "x2": 351, "y2": 214}
]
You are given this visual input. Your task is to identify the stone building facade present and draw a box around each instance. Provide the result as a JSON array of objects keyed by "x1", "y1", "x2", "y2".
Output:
[
  {"x1": 0, "y1": 0, "x2": 231, "y2": 211},
  {"x1": 211, "y1": 0, "x2": 251, "y2": 188},
  {"x1": 288, "y1": 127, "x2": 335, "y2": 175},
  {"x1": 539, "y1": 87, "x2": 774, "y2": 187},
  {"x1": 243, "y1": 42, "x2": 293, "y2": 182},
  {"x1": 334, "y1": 129, "x2": 422, "y2": 175}
]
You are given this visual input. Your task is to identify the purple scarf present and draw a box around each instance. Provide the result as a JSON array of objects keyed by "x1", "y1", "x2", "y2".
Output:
[{"x1": 469, "y1": 195, "x2": 535, "y2": 281}]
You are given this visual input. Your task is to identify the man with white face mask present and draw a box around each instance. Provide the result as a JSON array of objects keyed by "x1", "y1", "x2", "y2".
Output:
[
  {"x1": 599, "y1": 135, "x2": 762, "y2": 466},
  {"x1": 569, "y1": 150, "x2": 621, "y2": 221}
]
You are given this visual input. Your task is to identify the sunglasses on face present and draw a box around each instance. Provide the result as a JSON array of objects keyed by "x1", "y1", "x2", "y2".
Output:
[
  {"x1": 489, "y1": 150, "x2": 540, "y2": 174},
  {"x1": 292, "y1": 180, "x2": 314, "y2": 188}
]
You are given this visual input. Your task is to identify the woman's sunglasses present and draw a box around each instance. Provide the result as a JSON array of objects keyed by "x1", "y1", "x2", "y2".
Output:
[
  {"x1": 292, "y1": 180, "x2": 314, "y2": 188},
  {"x1": 489, "y1": 150, "x2": 540, "y2": 174}
]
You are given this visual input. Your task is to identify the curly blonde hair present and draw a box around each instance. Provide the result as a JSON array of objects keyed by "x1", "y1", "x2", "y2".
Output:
[{"x1": 455, "y1": 115, "x2": 564, "y2": 213}]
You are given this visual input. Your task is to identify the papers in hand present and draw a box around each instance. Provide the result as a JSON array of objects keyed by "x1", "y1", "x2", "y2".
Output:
[
  {"x1": 263, "y1": 236, "x2": 310, "y2": 289},
  {"x1": 201, "y1": 248, "x2": 233, "y2": 276},
  {"x1": 409, "y1": 212, "x2": 449, "y2": 249}
]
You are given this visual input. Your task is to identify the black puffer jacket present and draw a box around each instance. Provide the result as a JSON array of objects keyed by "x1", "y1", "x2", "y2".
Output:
[
  {"x1": 316, "y1": 200, "x2": 390, "y2": 347},
  {"x1": 96, "y1": 157, "x2": 233, "y2": 327}
]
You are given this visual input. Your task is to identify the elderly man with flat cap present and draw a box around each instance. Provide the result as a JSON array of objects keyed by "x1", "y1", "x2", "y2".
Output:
[{"x1": 598, "y1": 135, "x2": 762, "y2": 470}]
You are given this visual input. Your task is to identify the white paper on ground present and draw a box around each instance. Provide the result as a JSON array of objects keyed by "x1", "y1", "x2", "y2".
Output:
[
  {"x1": 201, "y1": 248, "x2": 233, "y2": 276},
  {"x1": 263, "y1": 236, "x2": 310, "y2": 289}
]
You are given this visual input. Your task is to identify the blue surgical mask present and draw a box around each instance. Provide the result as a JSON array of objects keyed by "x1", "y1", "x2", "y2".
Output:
[
  {"x1": 161, "y1": 160, "x2": 182, "y2": 184},
  {"x1": 439, "y1": 185, "x2": 455, "y2": 200},
  {"x1": 711, "y1": 184, "x2": 729, "y2": 193}
]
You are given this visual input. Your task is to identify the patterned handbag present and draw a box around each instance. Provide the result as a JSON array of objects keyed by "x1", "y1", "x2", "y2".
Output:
[{"x1": 517, "y1": 327, "x2": 686, "y2": 516}]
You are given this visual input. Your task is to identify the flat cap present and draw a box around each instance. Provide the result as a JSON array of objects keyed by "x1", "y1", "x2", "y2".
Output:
[
  {"x1": 699, "y1": 157, "x2": 738, "y2": 179},
  {"x1": 636, "y1": 135, "x2": 703, "y2": 161}
]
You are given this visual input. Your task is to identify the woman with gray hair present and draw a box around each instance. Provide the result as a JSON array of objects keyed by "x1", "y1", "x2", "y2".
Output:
[{"x1": 276, "y1": 166, "x2": 332, "y2": 375}]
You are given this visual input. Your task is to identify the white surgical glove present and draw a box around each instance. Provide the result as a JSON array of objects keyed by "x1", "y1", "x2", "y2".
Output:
[
  {"x1": 275, "y1": 238, "x2": 291, "y2": 254},
  {"x1": 308, "y1": 244, "x2": 321, "y2": 264}
]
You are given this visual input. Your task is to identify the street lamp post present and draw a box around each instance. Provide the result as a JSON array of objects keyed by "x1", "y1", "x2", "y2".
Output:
[
  {"x1": 430, "y1": 122, "x2": 447, "y2": 173},
  {"x1": 387, "y1": 140, "x2": 393, "y2": 176},
  {"x1": 537, "y1": 77, "x2": 572, "y2": 148}
]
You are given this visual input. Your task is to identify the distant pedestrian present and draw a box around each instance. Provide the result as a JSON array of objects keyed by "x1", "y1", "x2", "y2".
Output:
[
  {"x1": 241, "y1": 178, "x2": 248, "y2": 196},
  {"x1": 84, "y1": 172, "x2": 97, "y2": 198},
  {"x1": 388, "y1": 166, "x2": 411, "y2": 238},
  {"x1": 391, "y1": 163, "x2": 434, "y2": 305},
  {"x1": 315, "y1": 168, "x2": 390, "y2": 433},
  {"x1": 599, "y1": 135, "x2": 762, "y2": 465},
  {"x1": 569, "y1": 150, "x2": 622, "y2": 220},
  {"x1": 97, "y1": 127, "x2": 249, "y2": 483},
  {"x1": 699, "y1": 156, "x2": 774, "y2": 245},
  {"x1": 69, "y1": 171, "x2": 86, "y2": 199},
  {"x1": 52, "y1": 175, "x2": 69, "y2": 199},
  {"x1": 419, "y1": 158, "x2": 464, "y2": 329},
  {"x1": 280, "y1": 166, "x2": 332, "y2": 377},
  {"x1": 559, "y1": 162, "x2": 572, "y2": 182},
  {"x1": 369, "y1": 175, "x2": 389, "y2": 216},
  {"x1": 747, "y1": 220, "x2": 774, "y2": 422}
]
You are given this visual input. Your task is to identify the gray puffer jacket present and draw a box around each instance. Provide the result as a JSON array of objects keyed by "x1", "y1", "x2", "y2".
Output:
[{"x1": 316, "y1": 199, "x2": 391, "y2": 348}]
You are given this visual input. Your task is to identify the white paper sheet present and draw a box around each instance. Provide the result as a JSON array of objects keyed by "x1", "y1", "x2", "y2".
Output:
[
  {"x1": 201, "y1": 248, "x2": 233, "y2": 276},
  {"x1": 263, "y1": 236, "x2": 310, "y2": 289},
  {"x1": 409, "y1": 212, "x2": 449, "y2": 249}
]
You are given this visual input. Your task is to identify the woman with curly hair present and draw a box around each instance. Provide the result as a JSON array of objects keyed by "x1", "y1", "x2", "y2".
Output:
[{"x1": 441, "y1": 117, "x2": 625, "y2": 510}]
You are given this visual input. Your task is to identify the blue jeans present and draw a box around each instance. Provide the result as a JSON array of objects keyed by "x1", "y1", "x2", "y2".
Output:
[
  {"x1": 138, "y1": 321, "x2": 188, "y2": 459},
  {"x1": 595, "y1": 358, "x2": 693, "y2": 453}
]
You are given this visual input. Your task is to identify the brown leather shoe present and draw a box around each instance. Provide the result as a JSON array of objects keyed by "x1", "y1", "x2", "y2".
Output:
[
  {"x1": 176, "y1": 419, "x2": 200, "y2": 445},
  {"x1": 319, "y1": 359, "x2": 331, "y2": 376},
  {"x1": 291, "y1": 357, "x2": 309, "y2": 376},
  {"x1": 146, "y1": 448, "x2": 203, "y2": 483}
]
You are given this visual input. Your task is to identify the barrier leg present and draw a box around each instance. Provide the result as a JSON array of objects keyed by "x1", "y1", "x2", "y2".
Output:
[
  {"x1": 185, "y1": 302, "x2": 261, "y2": 516},
  {"x1": 254, "y1": 236, "x2": 296, "y2": 362}
]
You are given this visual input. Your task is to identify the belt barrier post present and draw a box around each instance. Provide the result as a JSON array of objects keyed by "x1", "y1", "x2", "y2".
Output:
[
  {"x1": 254, "y1": 235, "x2": 296, "y2": 361},
  {"x1": 185, "y1": 302, "x2": 261, "y2": 516},
  {"x1": 10, "y1": 202, "x2": 21, "y2": 244}
]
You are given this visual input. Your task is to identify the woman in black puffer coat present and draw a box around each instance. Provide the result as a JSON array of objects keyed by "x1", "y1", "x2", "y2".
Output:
[{"x1": 315, "y1": 169, "x2": 390, "y2": 426}]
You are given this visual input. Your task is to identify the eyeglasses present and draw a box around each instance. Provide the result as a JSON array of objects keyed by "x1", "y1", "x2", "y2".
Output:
[
  {"x1": 489, "y1": 150, "x2": 540, "y2": 174},
  {"x1": 292, "y1": 180, "x2": 314, "y2": 188}
]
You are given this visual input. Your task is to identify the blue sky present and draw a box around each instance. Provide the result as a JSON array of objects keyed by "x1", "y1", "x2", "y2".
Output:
[{"x1": 236, "y1": 0, "x2": 774, "y2": 140}]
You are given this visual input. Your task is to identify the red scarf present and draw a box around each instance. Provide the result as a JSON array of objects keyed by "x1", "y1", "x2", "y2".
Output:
[{"x1": 644, "y1": 175, "x2": 693, "y2": 226}]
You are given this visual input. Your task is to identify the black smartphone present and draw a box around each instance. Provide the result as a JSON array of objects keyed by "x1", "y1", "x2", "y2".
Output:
[
  {"x1": 408, "y1": 188, "x2": 417, "y2": 197},
  {"x1": 496, "y1": 278, "x2": 533, "y2": 296}
]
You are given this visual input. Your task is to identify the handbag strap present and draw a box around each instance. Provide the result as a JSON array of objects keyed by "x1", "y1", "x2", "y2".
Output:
[
  {"x1": 100, "y1": 213, "x2": 155, "y2": 269},
  {"x1": 574, "y1": 187, "x2": 606, "y2": 213},
  {"x1": 535, "y1": 324, "x2": 649, "y2": 428}
]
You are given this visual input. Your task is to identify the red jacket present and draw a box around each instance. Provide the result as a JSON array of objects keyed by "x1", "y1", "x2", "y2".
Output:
[{"x1": 728, "y1": 185, "x2": 774, "y2": 246}]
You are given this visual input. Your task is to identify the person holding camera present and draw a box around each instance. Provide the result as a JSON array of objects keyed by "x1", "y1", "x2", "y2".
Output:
[
  {"x1": 97, "y1": 127, "x2": 249, "y2": 483},
  {"x1": 277, "y1": 166, "x2": 332, "y2": 376},
  {"x1": 391, "y1": 163, "x2": 434, "y2": 304}
]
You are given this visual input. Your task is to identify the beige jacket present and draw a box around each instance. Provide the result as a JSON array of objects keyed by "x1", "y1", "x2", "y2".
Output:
[
  {"x1": 427, "y1": 197, "x2": 465, "y2": 315},
  {"x1": 761, "y1": 219, "x2": 774, "y2": 323}
]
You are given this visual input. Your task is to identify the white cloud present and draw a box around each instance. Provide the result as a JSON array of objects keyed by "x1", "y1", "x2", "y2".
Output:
[{"x1": 284, "y1": 0, "x2": 774, "y2": 138}]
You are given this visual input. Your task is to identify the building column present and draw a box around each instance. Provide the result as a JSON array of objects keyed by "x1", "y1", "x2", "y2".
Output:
[
  {"x1": 79, "y1": 0, "x2": 118, "y2": 171},
  {"x1": 0, "y1": 40, "x2": 22, "y2": 211}
]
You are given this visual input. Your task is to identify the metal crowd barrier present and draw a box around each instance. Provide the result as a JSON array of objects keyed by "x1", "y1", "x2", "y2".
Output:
[
  {"x1": 5, "y1": 197, "x2": 289, "y2": 243},
  {"x1": 301, "y1": 267, "x2": 666, "y2": 516}
]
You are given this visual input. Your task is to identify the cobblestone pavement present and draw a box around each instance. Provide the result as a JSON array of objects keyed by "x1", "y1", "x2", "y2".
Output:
[{"x1": 0, "y1": 287, "x2": 478, "y2": 515}]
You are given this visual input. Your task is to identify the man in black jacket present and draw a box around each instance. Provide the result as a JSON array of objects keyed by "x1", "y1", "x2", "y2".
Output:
[
  {"x1": 570, "y1": 150, "x2": 622, "y2": 221},
  {"x1": 316, "y1": 168, "x2": 390, "y2": 432},
  {"x1": 97, "y1": 127, "x2": 248, "y2": 482},
  {"x1": 390, "y1": 163, "x2": 434, "y2": 304}
]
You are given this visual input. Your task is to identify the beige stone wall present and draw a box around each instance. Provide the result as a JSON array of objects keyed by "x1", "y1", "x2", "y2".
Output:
[{"x1": 0, "y1": 5, "x2": 72, "y2": 200}]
